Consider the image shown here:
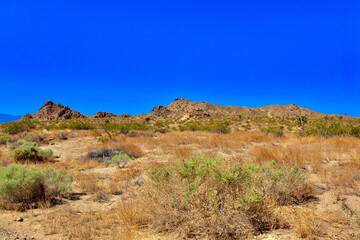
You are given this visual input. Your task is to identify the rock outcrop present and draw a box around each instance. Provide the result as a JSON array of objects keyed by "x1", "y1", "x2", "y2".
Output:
[
  {"x1": 93, "y1": 112, "x2": 117, "y2": 118},
  {"x1": 23, "y1": 101, "x2": 83, "y2": 120}
]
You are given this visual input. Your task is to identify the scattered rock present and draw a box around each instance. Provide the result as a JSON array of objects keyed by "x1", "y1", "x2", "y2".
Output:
[
  {"x1": 15, "y1": 217, "x2": 23, "y2": 222},
  {"x1": 86, "y1": 148, "x2": 124, "y2": 161},
  {"x1": 93, "y1": 111, "x2": 116, "y2": 118},
  {"x1": 21, "y1": 113, "x2": 33, "y2": 120},
  {"x1": 131, "y1": 176, "x2": 144, "y2": 187},
  {"x1": 94, "y1": 191, "x2": 109, "y2": 203},
  {"x1": 118, "y1": 114, "x2": 130, "y2": 118}
]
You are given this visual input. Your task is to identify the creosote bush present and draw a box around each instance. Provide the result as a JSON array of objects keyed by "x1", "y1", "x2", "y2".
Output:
[
  {"x1": 21, "y1": 131, "x2": 48, "y2": 144},
  {"x1": 12, "y1": 140, "x2": 53, "y2": 162},
  {"x1": 0, "y1": 133, "x2": 10, "y2": 145},
  {"x1": 299, "y1": 117, "x2": 360, "y2": 138},
  {"x1": 58, "y1": 120, "x2": 95, "y2": 130},
  {"x1": 0, "y1": 164, "x2": 72, "y2": 210},
  {"x1": 261, "y1": 125, "x2": 284, "y2": 137},
  {"x1": 178, "y1": 121, "x2": 231, "y2": 133},
  {"x1": 133, "y1": 155, "x2": 313, "y2": 239},
  {"x1": 0, "y1": 120, "x2": 37, "y2": 135}
]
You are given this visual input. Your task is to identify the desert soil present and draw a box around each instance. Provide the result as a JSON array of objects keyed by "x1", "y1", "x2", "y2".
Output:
[{"x1": 0, "y1": 132, "x2": 359, "y2": 239}]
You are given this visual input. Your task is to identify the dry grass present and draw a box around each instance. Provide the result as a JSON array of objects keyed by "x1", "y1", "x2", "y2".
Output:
[
  {"x1": 322, "y1": 150, "x2": 360, "y2": 194},
  {"x1": 75, "y1": 172, "x2": 101, "y2": 194},
  {"x1": 0, "y1": 147, "x2": 13, "y2": 167},
  {"x1": 251, "y1": 144, "x2": 323, "y2": 168},
  {"x1": 109, "y1": 167, "x2": 141, "y2": 195},
  {"x1": 118, "y1": 143, "x2": 144, "y2": 158},
  {"x1": 2, "y1": 128, "x2": 360, "y2": 239},
  {"x1": 118, "y1": 155, "x2": 313, "y2": 239},
  {"x1": 51, "y1": 157, "x2": 105, "y2": 173},
  {"x1": 173, "y1": 146, "x2": 193, "y2": 159},
  {"x1": 97, "y1": 135, "x2": 144, "y2": 158},
  {"x1": 44, "y1": 206, "x2": 134, "y2": 240},
  {"x1": 292, "y1": 208, "x2": 323, "y2": 239}
]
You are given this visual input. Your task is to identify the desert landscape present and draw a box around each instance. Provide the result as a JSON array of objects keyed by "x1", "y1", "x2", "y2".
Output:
[
  {"x1": 0, "y1": 99, "x2": 359, "y2": 240},
  {"x1": 1, "y1": 0, "x2": 358, "y2": 239}
]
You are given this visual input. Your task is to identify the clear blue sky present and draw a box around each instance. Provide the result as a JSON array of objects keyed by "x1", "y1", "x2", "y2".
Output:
[{"x1": 0, "y1": 1, "x2": 359, "y2": 116}]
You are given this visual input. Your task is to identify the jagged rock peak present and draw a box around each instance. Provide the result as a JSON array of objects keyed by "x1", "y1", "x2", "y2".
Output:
[
  {"x1": 288, "y1": 103, "x2": 300, "y2": 110},
  {"x1": 27, "y1": 100, "x2": 84, "y2": 120},
  {"x1": 43, "y1": 100, "x2": 55, "y2": 106}
]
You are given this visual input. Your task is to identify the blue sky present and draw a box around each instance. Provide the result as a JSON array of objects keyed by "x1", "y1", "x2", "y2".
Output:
[{"x1": 0, "y1": 1, "x2": 359, "y2": 116}]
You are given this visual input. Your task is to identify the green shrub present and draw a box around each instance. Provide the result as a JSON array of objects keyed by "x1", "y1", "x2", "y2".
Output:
[
  {"x1": 0, "y1": 133, "x2": 9, "y2": 145},
  {"x1": 299, "y1": 117, "x2": 360, "y2": 138},
  {"x1": 54, "y1": 131, "x2": 68, "y2": 140},
  {"x1": 350, "y1": 126, "x2": 360, "y2": 138},
  {"x1": 22, "y1": 132, "x2": 48, "y2": 144},
  {"x1": 296, "y1": 116, "x2": 308, "y2": 128},
  {"x1": 0, "y1": 164, "x2": 72, "y2": 210},
  {"x1": 142, "y1": 155, "x2": 313, "y2": 238},
  {"x1": 111, "y1": 153, "x2": 131, "y2": 168},
  {"x1": 13, "y1": 140, "x2": 53, "y2": 162},
  {"x1": 0, "y1": 120, "x2": 36, "y2": 135},
  {"x1": 211, "y1": 121, "x2": 231, "y2": 134},
  {"x1": 178, "y1": 121, "x2": 231, "y2": 133},
  {"x1": 119, "y1": 122, "x2": 149, "y2": 131},
  {"x1": 261, "y1": 125, "x2": 284, "y2": 137},
  {"x1": 59, "y1": 120, "x2": 95, "y2": 130}
]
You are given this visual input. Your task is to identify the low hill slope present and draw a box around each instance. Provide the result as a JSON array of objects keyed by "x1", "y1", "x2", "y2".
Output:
[{"x1": 148, "y1": 98, "x2": 323, "y2": 120}]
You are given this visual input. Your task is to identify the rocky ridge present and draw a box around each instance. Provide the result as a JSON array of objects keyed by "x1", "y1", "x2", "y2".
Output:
[
  {"x1": 147, "y1": 98, "x2": 323, "y2": 120},
  {"x1": 22, "y1": 98, "x2": 324, "y2": 121}
]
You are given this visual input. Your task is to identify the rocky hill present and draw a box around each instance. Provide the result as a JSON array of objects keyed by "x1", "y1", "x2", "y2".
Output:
[
  {"x1": 22, "y1": 101, "x2": 84, "y2": 120},
  {"x1": 148, "y1": 98, "x2": 323, "y2": 120},
  {"x1": 21, "y1": 98, "x2": 324, "y2": 122}
]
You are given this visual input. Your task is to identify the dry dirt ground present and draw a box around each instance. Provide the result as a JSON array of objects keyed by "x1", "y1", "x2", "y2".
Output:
[{"x1": 1, "y1": 130, "x2": 360, "y2": 239}]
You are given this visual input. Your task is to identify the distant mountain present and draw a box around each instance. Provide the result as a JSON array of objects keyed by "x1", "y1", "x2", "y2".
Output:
[{"x1": 0, "y1": 114, "x2": 22, "y2": 123}]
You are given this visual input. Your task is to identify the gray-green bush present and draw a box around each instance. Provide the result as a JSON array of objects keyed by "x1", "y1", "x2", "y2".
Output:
[
  {"x1": 111, "y1": 153, "x2": 131, "y2": 168},
  {"x1": 0, "y1": 164, "x2": 72, "y2": 210},
  {"x1": 0, "y1": 120, "x2": 37, "y2": 135},
  {"x1": 12, "y1": 140, "x2": 53, "y2": 162}
]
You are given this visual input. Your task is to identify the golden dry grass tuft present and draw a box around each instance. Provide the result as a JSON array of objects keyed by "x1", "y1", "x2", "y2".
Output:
[
  {"x1": 109, "y1": 167, "x2": 142, "y2": 195},
  {"x1": 118, "y1": 143, "x2": 144, "y2": 158},
  {"x1": 54, "y1": 157, "x2": 104, "y2": 172},
  {"x1": 0, "y1": 147, "x2": 13, "y2": 167},
  {"x1": 44, "y1": 206, "x2": 134, "y2": 240},
  {"x1": 251, "y1": 142, "x2": 323, "y2": 168},
  {"x1": 292, "y1": 208, "x2": 323, "y2": 239},
  {"x1": 75, "y1": 172, "x2": 101, "y2": 194},
  {"x1": 173, "y1": 146, "x2": 193, "y2": 159}
]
